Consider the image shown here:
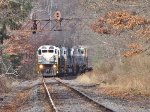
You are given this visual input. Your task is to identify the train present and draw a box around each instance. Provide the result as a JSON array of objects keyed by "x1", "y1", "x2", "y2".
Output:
[{"x1": 35, "y1": 45, "x2": 92, "y2": 76}]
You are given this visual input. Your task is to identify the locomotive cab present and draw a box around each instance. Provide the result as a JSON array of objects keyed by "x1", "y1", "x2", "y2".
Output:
[
  {"x1": 71, "y1": 46, "x2": 88, "y2": 74},
  {"x1": 36, "y1": 45, "x2": 60, "y2": 76}
]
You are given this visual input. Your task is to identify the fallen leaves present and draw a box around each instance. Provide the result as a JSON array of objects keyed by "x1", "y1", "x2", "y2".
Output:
[
  {"x1": 106, "y1": 11, "x2": 146, "y2": 30},
  {"x1": 122, "y1": 49, "x2": 142, "y2": 57},
  {"x1": 91, "y1": 11, "x2": 147, "y2": 34},
  {"x1": 122, "y1": 43, "x2": 142, "y2": 57},
  {"x1": 0, "y1": 90, "x2": 30, "y2": 112}
]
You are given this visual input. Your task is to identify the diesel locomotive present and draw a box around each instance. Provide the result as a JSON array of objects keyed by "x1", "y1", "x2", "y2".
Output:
[{"x1": 36, "y1": 45, "x2": 90, "y2": 76}]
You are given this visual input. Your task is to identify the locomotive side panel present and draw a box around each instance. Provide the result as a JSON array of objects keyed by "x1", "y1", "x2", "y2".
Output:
[{"x1": 59, "y1": 47, "x2": 68, "y2": 74}]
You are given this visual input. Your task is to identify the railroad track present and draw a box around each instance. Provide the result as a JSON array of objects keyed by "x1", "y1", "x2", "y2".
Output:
[
  {"x1": 42, "y1": 77, "x2": 58, "y2": 112},
  {"x1": 42, "y1": 76, "x2": 114, "y2": 112}
]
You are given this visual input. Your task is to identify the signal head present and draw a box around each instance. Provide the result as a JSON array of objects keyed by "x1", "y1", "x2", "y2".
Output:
[{"x1": 54, "y1": 11, "x2": 61, "y2": 21}]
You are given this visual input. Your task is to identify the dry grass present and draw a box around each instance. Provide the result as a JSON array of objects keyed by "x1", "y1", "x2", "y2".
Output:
[
  {"x1": 0, "y1": 90, "x2": 30, "y2": 112},
  {"x1": 112, "y1": 75, "x2": 150, "y2": 95},
  {"x1": 77, "y1": 55, "x2": 150, "y2": 96},
  {"x1": 0, "y1": 75, "x2": 11, "y2": 93},
  {"x1": 77, "y1": 72, "x2": 99, "y2": 84}
]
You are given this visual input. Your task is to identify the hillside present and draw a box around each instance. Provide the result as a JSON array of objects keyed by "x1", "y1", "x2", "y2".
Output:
[{"x1": 75, "y1": 0, "x2": 150, "y2": 97}]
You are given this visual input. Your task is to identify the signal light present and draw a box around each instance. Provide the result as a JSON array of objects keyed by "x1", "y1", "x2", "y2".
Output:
[
  {"x1": 0, "y1": 33, "x2": 3, "y2": 44},
  {"x1": 31, "y1": 20, "x2": 37, "y2": 34},
  {"x1": 54, "y1": 11, "x2": 61, "y2": 21},
  {"x1": 0, "y1": 23, "x2": 5, "y2": 44}
]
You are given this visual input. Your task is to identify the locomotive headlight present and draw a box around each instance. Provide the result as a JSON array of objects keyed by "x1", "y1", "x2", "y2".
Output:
[
  {"x1": 53, "y1": 64, "x2": 57, "y2": 68},
  {"x1": 39, "y1": 64, "x2": 44, "y2": 69}
]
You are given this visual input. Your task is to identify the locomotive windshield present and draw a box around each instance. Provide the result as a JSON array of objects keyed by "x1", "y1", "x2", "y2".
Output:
[
  {"x1": 81, "y1": 49, "x2": 84, "y2": 54},
  {"x1": 78, "y1": 49, "x2": 84, "y2": 54},
  {"x1": 41, "y1": 50, "x2": 54, "y2": 53},
  {"x1": 48, "y1": 50, "x2": 54, "y2": 53},
  {"x1": 42, "y1": 50, "x2": 47, "y2": 53}
]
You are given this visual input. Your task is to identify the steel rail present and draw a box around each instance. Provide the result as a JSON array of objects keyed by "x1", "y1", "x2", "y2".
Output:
[
  {"x1": 42, "y1": 77, "x2": 58, "y2": 112},
  {"x1": 55, "y1": 78, "x2": 114, "y2": 112}
]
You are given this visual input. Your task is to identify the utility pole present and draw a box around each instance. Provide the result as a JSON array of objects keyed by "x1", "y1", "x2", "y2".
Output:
[
  {"x1": 49, "y1": 0, "x2": 53, "y2": 28},
  {"x1": 47, "y1": 0, "x2": 49, "y2": 13}
]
